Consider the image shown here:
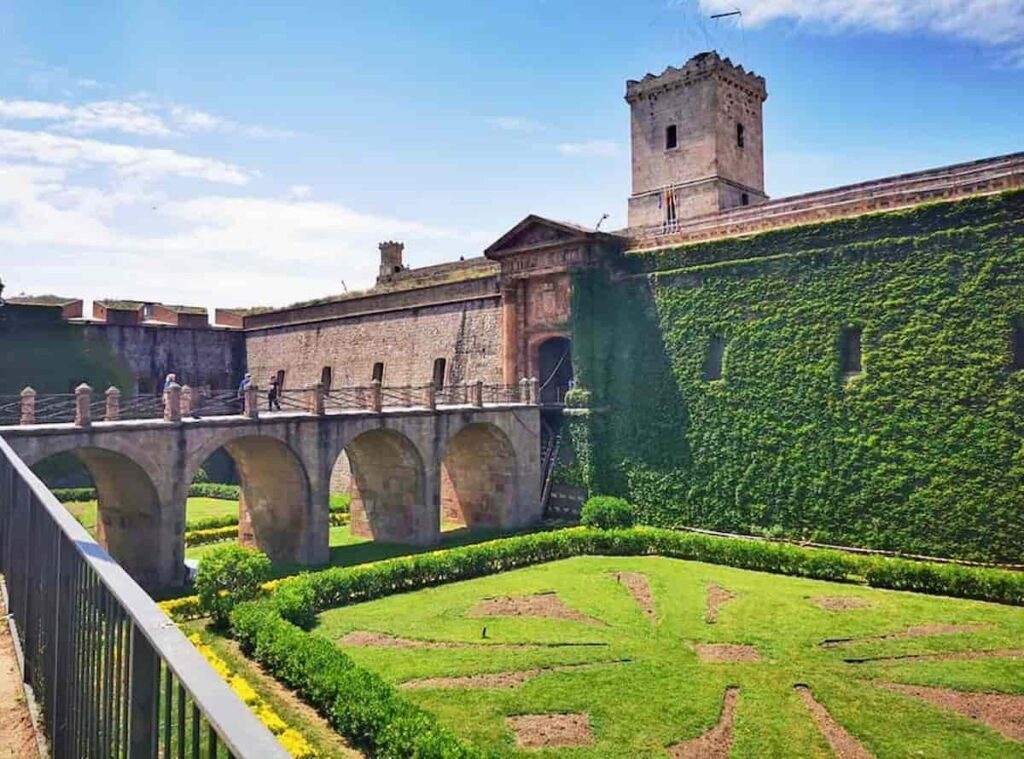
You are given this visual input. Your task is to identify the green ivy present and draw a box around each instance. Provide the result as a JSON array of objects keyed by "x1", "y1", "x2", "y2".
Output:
[{"x1": 569, "y1": 190, "x2": 1024, "y2": 562}]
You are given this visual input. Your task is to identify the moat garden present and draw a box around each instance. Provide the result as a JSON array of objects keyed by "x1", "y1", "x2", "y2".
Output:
[{"x1": 58, "y1": 491, "x2": 1024, "y2": 758}]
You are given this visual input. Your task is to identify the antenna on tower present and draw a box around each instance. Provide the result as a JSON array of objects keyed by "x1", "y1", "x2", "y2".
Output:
[
  {"x1": 710, "y1": 9, "x2": 741, "y2": 19},
  {"x1": 594, "y1": 213, "x2": 609, "y2": 231}
]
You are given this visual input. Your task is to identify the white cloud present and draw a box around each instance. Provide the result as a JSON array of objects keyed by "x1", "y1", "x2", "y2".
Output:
[
  {"x1": 489, "y1": 116, "x2": 545, "y2": 133},
  {"x1": 62, "y1": 101, "x2": 171, "y2": 136},
  {"x1": 700, "y1": 1, "x2": 1024, "y2": 59},
  {"x1": 0, "y1": 129, "x2": 250, "y2": 184},
  {"x1": 556, "y1": 139, "x2": 621, "y2": 158},
  {"x1": 288, "y1": 184, "x2": 313, "y2": 199},
  {"x1": 0, "y1": 100, "x2": 71, "y2": 120},
  {"x1": 170, "y1": 105, "x2": 295, "y2": 138}
]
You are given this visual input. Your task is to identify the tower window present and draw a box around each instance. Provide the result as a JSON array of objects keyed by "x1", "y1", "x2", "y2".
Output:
[
  {"x1": 741, "y1": 193, "x2": 750, "y2": 206},
  {"x1": 1013, "y1": 320, "x2": 1024, "y2": 371},
  {"x1": 703, "y1": 336, "x2": 726, "y2": 381},
  {"x1": 432, "y1": 358, "x2": 447, "y2": 390},
  {"x1": 371, "y1": 362, "x2": 384, "y2": 383},
  {"x1": 320, "y1": 366, "x2": 332, "y2": 392},
  {"x1": 275, "y1": 369, "x2": 286, "y2": 389},
  {"x1": 840, "y1": 327, "x2": 862, "y2": 379},
  {"x1": 665, "y1": 124, "x2": 678, "y2": 150},
  {"x1": 736, "y1": 122, "x2": 745, "y2": 148}
]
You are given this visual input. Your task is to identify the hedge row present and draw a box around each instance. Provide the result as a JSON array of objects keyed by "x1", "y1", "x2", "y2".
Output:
[
  {"x1": 53, "y1": 482, "x2": 241, "y2": 503},
  {"x1": 230, "y1": 603, "x2": 481, "y2": 758},
  {"x1": 184, "y1": 525, "x2": 238, "y2": 547},
  {"x1": 260, "y1": 528, "x2": 1022, "y2": 627}
]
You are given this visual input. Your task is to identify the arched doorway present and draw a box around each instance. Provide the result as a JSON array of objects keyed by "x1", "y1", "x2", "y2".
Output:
[
  {"x1": 336, "y1": 429, "x2": 428, "y2": 544},
  {"x1": 536, "y1": 336, "x2": 573, "y2": 406},
  {"x1": 440, "y1": 423, "x2": 516, "y2": 531}
]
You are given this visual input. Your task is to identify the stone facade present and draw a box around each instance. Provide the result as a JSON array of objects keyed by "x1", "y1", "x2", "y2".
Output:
[{"x1": 626, "y1": 51, "x2": 767, "y2": 228}]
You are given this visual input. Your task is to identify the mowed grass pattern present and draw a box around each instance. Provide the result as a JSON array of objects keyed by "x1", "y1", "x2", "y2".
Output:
[{"x1": 314, "y1": 556, "x2": 1024, "y2": 758}]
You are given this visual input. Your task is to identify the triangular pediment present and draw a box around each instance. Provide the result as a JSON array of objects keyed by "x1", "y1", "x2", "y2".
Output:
[{"x1": 484, "y1": 215, "x2": 593, "y2": 258}]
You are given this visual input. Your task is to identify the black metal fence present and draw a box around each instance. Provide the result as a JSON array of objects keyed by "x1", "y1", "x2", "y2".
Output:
[{"x1": 0, "y1": 436, "x2": 288, "y2": 759}]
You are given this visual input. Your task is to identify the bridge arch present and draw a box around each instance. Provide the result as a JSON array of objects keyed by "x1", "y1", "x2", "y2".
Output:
[
  {"x1": 340, "y1": 429, "x2": 430, "y2": 545},
  {"x1": 440, "y1": 421, "x2": 517, "y2": 530},
  {"x1": 31, "y1": 447, "x2": 169, "y2": 589},
  {"x1": 187, "y1": 431, "x2": 311, "y2": 564}
]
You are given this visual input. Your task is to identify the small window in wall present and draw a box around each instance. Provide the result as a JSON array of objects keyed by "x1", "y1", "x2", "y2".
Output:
[
  {"x1": 320, "y1": 366, "x2": 333, "y2": 391},
  {"x1": 1013, "y1": 319, "x2": 1024, "y2": 371},
  {"x1": 840, "y1": 326, "x2": 862, "y2": 379},
  {"x1": 371, "y1": 362, "x2": 384, "y2": 383},
  {"x1": 664, "y1": 190, "x2": 677, "y2": 224},
  {"x1": 275, "y1": 369, "x2": 286, "y2": 389},
  {"x1": 741, "y1": 193, "x2": 750, "y2": 206},
  {"x1": 432, "y1": 358, "x2": 447, "y2": 390},
  {"x1": 703, "y1": 336, "x2": 726, "y2": 381},
  {"x1": 665, "y1": 124, "x2": 678, "y2": 150},
  {"x1": 736, "y1": 122, "x2": 745, "y2": 148}
]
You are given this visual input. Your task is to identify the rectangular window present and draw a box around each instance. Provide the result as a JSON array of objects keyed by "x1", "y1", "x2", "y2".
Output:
[
  {"x1": 275, "y1": 369, "x2": 286, "y2": 389},
  {"x1": 664, "y1": 190, "x2": 677, "y2": 225},
  {"x1": 703, "y1": 336, "x2": 726, "y2": 381},
  {"x1": 371, "y1": 362, "x2": 384, "y2": 383},
  {"x1": 840, "y1": 326, "x2": 862, "y2": 379},
  {"x1": 665, "y1": 124, "x2": 677, "y2": 150},
  {"x1": 320, "y1": 366, "x2": 332, "y2": 391},
  {"x1": 1013, "y1": 320, "x2": 1024, "y2": 371},
  {"x1": 432, "y1": 357, "x2": 447, "y2": 390},
  {"x1": 741, "y1": 193, "x2": 749, "y2": 206},
  {"x1": 736, "y1": 122, "x2": 745, "y2": 148}
]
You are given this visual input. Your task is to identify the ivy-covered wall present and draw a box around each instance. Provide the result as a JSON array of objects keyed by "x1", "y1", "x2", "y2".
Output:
[{"x1": 569, "y1": 190, "x2": 1024, "y2": 562}]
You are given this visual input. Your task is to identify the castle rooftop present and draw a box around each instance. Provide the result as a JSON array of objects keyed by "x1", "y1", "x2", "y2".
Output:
[{"x1": 625, "y1": 50, "x2": 766, "y2": 103}]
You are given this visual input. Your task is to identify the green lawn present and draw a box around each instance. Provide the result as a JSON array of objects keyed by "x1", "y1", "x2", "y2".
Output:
[
  {"x1": 311, "y1": 556, "x2": 1024, "y2": 758},
  {"x1": 65, "y1": 497, "x2": 238, "y2": 534}
]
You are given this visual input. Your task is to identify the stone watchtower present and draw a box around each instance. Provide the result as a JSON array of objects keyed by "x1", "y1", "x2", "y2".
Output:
[
  {"x1": 377, "y1": 240, "x2": 405, "y2": 284},
  {"x1": 626, "y1": 51, "x2": 768, "y2": 228}
]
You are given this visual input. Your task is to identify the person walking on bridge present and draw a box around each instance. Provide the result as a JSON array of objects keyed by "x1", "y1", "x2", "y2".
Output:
[
  {"x1": 236, "y1": 372, "x2": 252, "y2": 413},
  {"x1": 267, "y1": 374, "x2": 282, "y2": 411}
]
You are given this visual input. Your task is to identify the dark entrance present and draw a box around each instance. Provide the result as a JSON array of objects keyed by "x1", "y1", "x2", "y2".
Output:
[{"x1": 537, "y1": 336, "x2": 572, "y2": 407}]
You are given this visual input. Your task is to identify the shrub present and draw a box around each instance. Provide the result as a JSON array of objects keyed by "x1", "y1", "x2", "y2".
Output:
[
  {"x1": 195, "y1": 544, "x2": 271, "y2": 627},
  {"x1": 184, "y1": 524, "x2": 238, "y2": 547},
  {"x1": 51, "y1": 487, "x2": 97, "y2": 503},
  {"x1": 580, "y1": 496, "x2": 636, "y2": 529},
  {"x1": 187, "y1": 513, "x2": 239, "y2": 531},
  {"x1": 229, "y1": 603, "x2": 479, "y2": 758},
  {"x1": 193, "y1": 467, "x2": 210, "y2": 483},
  {"x1": 189, "y1": 482, "x2": 241, "y2": 500},
  {"x1": 329, "y1": 493, "x2": 351, "y2": 513}
]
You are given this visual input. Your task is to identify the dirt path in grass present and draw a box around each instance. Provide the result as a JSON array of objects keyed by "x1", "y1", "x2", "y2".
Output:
[
  {"x1": 812, "y1": 597, "x2": 871, "y2": 611},
  {"x1": 796, "y1": 686, "x2": 875, "y2": 759},
  {"x1": 668, "y1": 687, "x2": 739, "y2": 759},
  {"x1": 612, "y1": 572, "x2": 656, "y2": 622},
  {"x1": 339, "y1": 630, "x2": 607, "y2": 650},
  {"x1": 400, "y1": 659, "x2": 632, "y2": 690},
  {"x1": 879, "y1": 682, "x2": 1024, "y2": 742},
  {"x1": 705, "y1": 584, "x2": 736, "y2": 624},
  {"x1": 821, "y1": 623, "x2": 991, "y2": 648},
  {"x1": 843, "y1": 648, "x2": 1024, "y2": 665},
  {"x1": 468, "y1": 592, "x2": 607, "y2": 626},
  {"x1": 507, "y1": 713, "x2": 594, "y2": 748},
  {"x1": 0, "y1": 602, "x2": 38, "y2": 759},
  {"x1": 695, "y1": 643, "x2": 761, "y2": 663}
]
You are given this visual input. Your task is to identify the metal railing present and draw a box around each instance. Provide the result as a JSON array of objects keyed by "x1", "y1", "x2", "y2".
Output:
[{"x1": 0, "y1": 436, "x2": 288, "y2": 759}]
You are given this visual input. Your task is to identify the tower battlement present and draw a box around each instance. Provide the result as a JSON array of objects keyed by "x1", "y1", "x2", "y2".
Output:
[{"x1": 626, "y1": 51, "x2": 766, "y2": 104}]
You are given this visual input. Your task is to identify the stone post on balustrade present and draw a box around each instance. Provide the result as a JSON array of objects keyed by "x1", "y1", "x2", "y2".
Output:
[
  {"x1": 19, "y1": 387, "x2": 36, "y2": 425},
  {"x1": 471, "y1": 380, "x2": 484, "y2": 408},
  {"x1": 164, "y1": 382, "x2": 182, "y2": 422},
  {"x1": 105, "y1": 386, "x2": 120, "y2": 421},
  {"x1": 529, "y1": 377, "x2": 539, "y2": 406},
  {"x1": 423, "y1": 383, "x2": 436, "y2": 411},
  {"x1": 180, "y1": 385, "x2": 192, "y2": 417},
  {"x1": 312, "y1": 383, "x2": 325, "y2": 415},
  {"x1": 244, "y1": 384, "x2": 259, "y2": 419},
  {"x1": 371, "y1": 380, "x2": 382, "y2": 413},
  {"x1": 74, "y1": 383, "x2": 92, "y2": 427},
  {"x1": 519, "y1": 377, "x2": 529, "y2": 405}
]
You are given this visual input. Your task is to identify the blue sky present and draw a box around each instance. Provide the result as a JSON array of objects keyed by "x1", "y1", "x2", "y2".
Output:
[{"x1": 0, "y1": 0, "x2": 1021, "y2": 309}]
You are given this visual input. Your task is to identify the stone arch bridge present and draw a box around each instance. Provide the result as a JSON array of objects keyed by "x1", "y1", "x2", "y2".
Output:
[{"x1": 1, "y1": 392, "x2": 540, "y2": 589}]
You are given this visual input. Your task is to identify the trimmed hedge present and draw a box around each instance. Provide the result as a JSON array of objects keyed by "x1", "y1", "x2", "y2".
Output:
[
  {"x1": 188, "y1": 483, "x2": 241, "y2": 500},
  {"x1": 580, "y1": 495, "x2": 636, "y2": 529},
  {"x1": 196, "y1": 545, "x2": 272, "y2": 627},
  {"x1": 230, "y1": 604, "x2": 480, "y2": 758},
  {"x1": 184, "y1": 524, "x2": 238, "y2": 547}
]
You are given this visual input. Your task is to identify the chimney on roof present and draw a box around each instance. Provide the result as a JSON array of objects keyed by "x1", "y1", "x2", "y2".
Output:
[{"x1": 377, "y1": 241, "x2": 405, "y2": 284}]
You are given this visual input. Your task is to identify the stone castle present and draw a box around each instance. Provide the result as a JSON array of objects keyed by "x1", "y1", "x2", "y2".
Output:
[{"x1": 6, "y1": 50, "x2": 1021, "y2": 404}]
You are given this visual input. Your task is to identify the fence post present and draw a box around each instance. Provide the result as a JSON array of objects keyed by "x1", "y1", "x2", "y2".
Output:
[
  {"x1": 163, "y1": 382, "x2": 182, "y2": 422},
  {"x1": 529, "y1": 377, "x2": 539, "y2": 406},
  {"x1": 74, "y1": 384, "x2": 92, "y2": 427},
  {"x1": 518, "y1": 377, "x2": 529, "y2": 405},
  {"x1": 19, "y1": 387, "x2": 35, "y2": 425},
  {"x1": 244, "y1": 384, "x2": 259, "y2": 419},
  {"x1": 180, "y1": 385, "x2": 192, "y2": 417},
  {"x1": 471, "y1": 380, "x2": 483, "y2": 408},
  {"x1": 105, "y1": 386, "x2": 121, "y2": 421},
  {"x1": 371, "y1": 380, "x2": 382, "y2": 413},
  {"x1": 312, "y1": 383, "x2": 325, "y2": 415},
  {"x1": 128, "y1": 626, "x2": 159, "y2": 757},
  {"x1": 423, "y1": 383, "x2": 436, "y2": 410}
]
